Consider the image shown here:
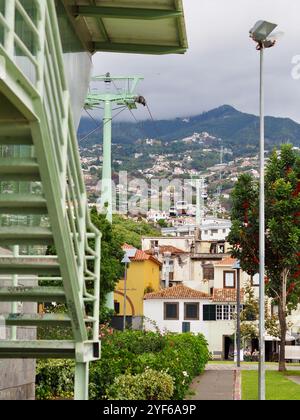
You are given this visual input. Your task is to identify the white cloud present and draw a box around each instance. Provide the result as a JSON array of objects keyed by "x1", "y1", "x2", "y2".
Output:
[{"x1": 91, "y1": 0, "x2": 300, "y2": 122}]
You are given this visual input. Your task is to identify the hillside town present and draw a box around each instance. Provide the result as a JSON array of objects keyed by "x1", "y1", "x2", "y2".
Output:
[{"x1": 0, "y1": 0, "x2": 300, "y2": 404}]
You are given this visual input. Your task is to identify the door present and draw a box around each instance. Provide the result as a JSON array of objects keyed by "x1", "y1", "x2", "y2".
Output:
[
  {"x1": 182, "y1": 322, "x2": 191, "y2": 333},
  {"x1": 223, "y1": 336, "x2": 234, "y2": 360}
]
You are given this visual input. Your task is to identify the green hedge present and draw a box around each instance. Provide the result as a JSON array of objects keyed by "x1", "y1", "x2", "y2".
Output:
[{"x1": 36, "y1": 330, "x2": 209, "y2": 400}]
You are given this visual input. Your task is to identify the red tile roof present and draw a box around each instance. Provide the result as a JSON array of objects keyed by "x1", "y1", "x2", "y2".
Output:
[
  {"x1": 122, "y1": 244, "x2": 162, "y2": 266},
  {"x1": 145, "y1": 245, "x2": 186, "y2": 255},
  {"x1": 213, "y1": 288, "x2": 244, "y2": 303},
  {"x1": 144, "y1": 285, "x2": 210, "y2": 300},
  {"x1": 215, "y1": 256, "x2": 237, "y2": 266},
  {"x1": 123, "y1": 243, "x2": 135, "y2": 250}
]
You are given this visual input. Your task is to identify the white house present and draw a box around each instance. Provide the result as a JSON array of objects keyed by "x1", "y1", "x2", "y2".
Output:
[{"x1": 144, "y1": 284, "x2": 244, "y2": 359}]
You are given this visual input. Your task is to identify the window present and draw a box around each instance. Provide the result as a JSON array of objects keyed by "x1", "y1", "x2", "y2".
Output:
[
  {"x1": 114, "y1": 301, "x2": 120, "y2": 315},
  {"x1": 223, "y1": 305, "x2": 229, "y2": 320},
  {"x1": 251, "y1": 273, "x2": 260, "y2": 287},
  {"x1": 203, "y1": 265, "x2": 214, "y2": 280},
  {"x1": 164, "y1": 303, "x2": 179, "y2": 320},
  {"x1": 216, "y1": 305, "x2": 236, "y2": 320},
  {"x1": 224, "y1": 271, "x2": 235, "y2": 289},
  {"x1": 216, "y1": 305, "x2": 223, "y2": 320},
  {"x1": 203, "y1": 305, "x2": 216, "y2": 321},
  {"x1": 151, "y1": 240, "x2": 159, "y2": 249},
  {"x1": 184, "y1": 303, "x2": 199, "y2": 320}
]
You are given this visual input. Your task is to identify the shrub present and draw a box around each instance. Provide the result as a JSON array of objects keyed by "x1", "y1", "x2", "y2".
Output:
[
  {"x1": 36, "y1": 330, "x2": 209, "y2": 400},
  {"x1": 107, "y1": 369, "x2": 174, "y2": 400},
  {"x1": 36, "y1": 360, "x2": 74, "y2": 400}
]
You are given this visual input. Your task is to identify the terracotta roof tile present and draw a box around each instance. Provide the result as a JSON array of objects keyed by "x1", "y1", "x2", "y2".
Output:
[
  {"x1": 215, "y1": 256, "x2": 237, "y2": 266},
  {"x1": 213, "y1": 288, "x2": 244, "y2": 303},
  {"x1": 122, "y1": 244, "x2": 162, "y2": 266},
  {"x1": 123, "y1": 243, "x2": 136, "y2": 250},
  {"x1": 144, "y1": 285, "x2": 210, "y2": 300},
  {"x1": 145, "y1": 245, "x2": 186, "y2": 255}
]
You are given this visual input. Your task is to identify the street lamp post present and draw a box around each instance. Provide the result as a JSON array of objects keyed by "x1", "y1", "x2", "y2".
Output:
[
  {"x1": 122, "y1": 254, "x2": 131, "y2": 331},
  {"x1": 249, "y1": 20, "x2": 278, "y2": 401},
  {"x1": 233, "y1": 260, "x2": 241, "y2": 368},
  {"x1": 164, "y1": 251, "x2": 172, "y2": 288}
]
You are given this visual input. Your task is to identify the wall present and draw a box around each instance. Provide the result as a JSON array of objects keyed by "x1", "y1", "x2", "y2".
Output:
[
  {"x1": 142, "y1": 237, "x2": 194, "y2": 253},
  {"x1": 0, "y1": 275, "x2": 37, "y2": 400},
  {"x1": 144, "y1": 299, "x2": 236, "y2": 356},
  {"x1": 115, "y1": 260, "x2": 160, "y2": 317}
]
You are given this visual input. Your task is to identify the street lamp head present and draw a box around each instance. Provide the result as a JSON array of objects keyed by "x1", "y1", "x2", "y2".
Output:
[
  {"x1": 250, "y1": 20, "x2": 278, "y2": 49},
  {"x1": 232, "y1": 260, "x2": 241, "y2": 270},
  {"x1": 122, "y1": 254, "x2": 131, "y2": 264}
]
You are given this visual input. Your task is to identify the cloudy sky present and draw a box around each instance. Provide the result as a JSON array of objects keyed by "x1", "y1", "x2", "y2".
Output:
[{"x1": 91, "y1": 0, "x2": 300, "y2": 123}]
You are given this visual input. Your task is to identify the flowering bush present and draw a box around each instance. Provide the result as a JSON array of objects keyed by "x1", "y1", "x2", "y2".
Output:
[
  {"x1": 36, "y1": 330, "x2": 209, "y2": 400},
  {"x1": 107, "y1": 369, "x2": 174, "y2": 400}
]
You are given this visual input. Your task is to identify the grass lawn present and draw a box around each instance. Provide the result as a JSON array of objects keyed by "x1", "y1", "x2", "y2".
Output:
[{"x1": 242, "y1": 371, "x2": 300, "y2": 400}]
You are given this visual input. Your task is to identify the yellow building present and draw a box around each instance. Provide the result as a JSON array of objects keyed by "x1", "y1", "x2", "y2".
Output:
[{"x1": 114, "y1": 244, "x2": 162, "y2": 318}]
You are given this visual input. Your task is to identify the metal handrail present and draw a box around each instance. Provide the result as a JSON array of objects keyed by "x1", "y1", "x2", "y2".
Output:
[{"x1": 0, "y1": 0, "x2": 101, "y2": 342}]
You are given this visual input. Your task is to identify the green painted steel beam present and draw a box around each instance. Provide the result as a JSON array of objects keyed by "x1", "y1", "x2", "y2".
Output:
[
  {"x1": 93, "y1": 42, "x2": 186, "y2": 55},
  {"x1": 0, "y1": 123, "x2": 31, "y2": 136},
  {"x1": 4, "y1": 313, "x2": 72, "y2": 327},
  {"x1": 0, "y1": 286, "x2": 66, "y2": 302},
  {"x1": 0, "y1": 226, "x2": 53, "y2": 245},
  {"x1": 0, "y1": 136, "x2": 33, "y2": 145},
  {"x1": 75, "y1": 6, "x2": 182, "y2": 20},
  {"x1": 0, "y1": 194, "x2": 47, "y2": 215},
  {"x1": 0, "y1": 340, "x2": 76, "y2": 359}
]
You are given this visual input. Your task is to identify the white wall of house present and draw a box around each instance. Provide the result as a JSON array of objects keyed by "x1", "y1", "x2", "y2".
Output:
[
  {"x1": 144, "y1": 298, "x2": 235, "y2": 355},
  {"x1": 142, "y1": 237, "x2": 193, "y2": 253}
]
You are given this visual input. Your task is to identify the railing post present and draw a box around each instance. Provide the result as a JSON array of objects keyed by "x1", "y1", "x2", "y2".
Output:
[
  {"x1": 36, "y1": 0, "x2": 46, "y2": 95},
  {"x1": 4, "y1": 0, "x2": 16, "y2": 58}
]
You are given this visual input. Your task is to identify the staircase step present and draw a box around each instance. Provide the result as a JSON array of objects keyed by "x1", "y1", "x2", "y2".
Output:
[
  {"x1": 0, "y1": 257, "x2": 60, "y2": 275},
  {"x1": 0, "y1": 340, "x2": 76, "y2": 359},
  {"x1": 0, "y1": 123, "x2": 31, "y2": 137},
  {"x1": 0, "y1": 194, "x2": 47, "y2": 215},
  {"x1": 0, "y1": 226, "x2": 53, "y2": 245},
  {"x1": 0, "y1": 136, "x2": 32, "y2": 145},
  {"x1": 0, "y1": 158, "x2": 40, "y2": 181},
  {"x1": 4, "y1": 313, "x2": 72, "y2": 326},
  {"x1": 0, "y1": 286, "x2": 66, "y2": 302}
]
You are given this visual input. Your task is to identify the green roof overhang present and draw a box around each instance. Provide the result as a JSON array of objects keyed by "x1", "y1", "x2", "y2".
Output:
[{"x1": 62, "y1": 1, "x2": 188, "y2": 55}]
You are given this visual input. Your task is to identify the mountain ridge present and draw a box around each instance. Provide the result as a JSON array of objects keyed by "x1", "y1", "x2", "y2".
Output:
[{"x1": 78, "y1": 105, "x2": 300, "y2": 152}]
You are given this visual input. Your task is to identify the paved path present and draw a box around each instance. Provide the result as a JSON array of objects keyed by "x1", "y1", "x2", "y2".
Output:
[
  {"x1": 207, "y1": 363, "x2": 300, "y2": 371},
  {"x1": 186, "y1": 370, "x2": 235, "y2": 400},
  {"x1": 287, "y1": 376, "x2": 300, "y2": 385}
]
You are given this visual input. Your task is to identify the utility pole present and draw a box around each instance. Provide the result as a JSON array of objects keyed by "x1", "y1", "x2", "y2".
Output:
[
  {"x1": 195, "y1": 178, "x2": 205, "y2": 228},
  {"x1": 85, "y1": 74, "x2": 146, "y2": 310}
]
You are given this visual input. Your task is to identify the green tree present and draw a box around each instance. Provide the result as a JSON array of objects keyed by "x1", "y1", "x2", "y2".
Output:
[
  {"x1": 228, "y1": 144, "x2": 300, "y2": 371},
  {"x1": 90, "y1": 208, "x2": 124, "y2": 308}
]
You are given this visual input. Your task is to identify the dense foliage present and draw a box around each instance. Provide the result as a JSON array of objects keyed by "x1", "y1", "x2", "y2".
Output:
[
  {"x1": 107, "y1": 369, "x2": 174, "y2": 400},
  {"x1": 228, "y1": 144, "x2": 300, "y2": 370},
  {"x1": 36, "y1": 330, "x2": 209, "y2": 400},
  {"x1": 112, "y1": 215, "x2": 161, "y2": 249}
]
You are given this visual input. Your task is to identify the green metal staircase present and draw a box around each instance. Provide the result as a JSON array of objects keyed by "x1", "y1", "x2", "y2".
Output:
[{"x1": 0, "y1": 0, "x2": 101, "y2": 400}]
